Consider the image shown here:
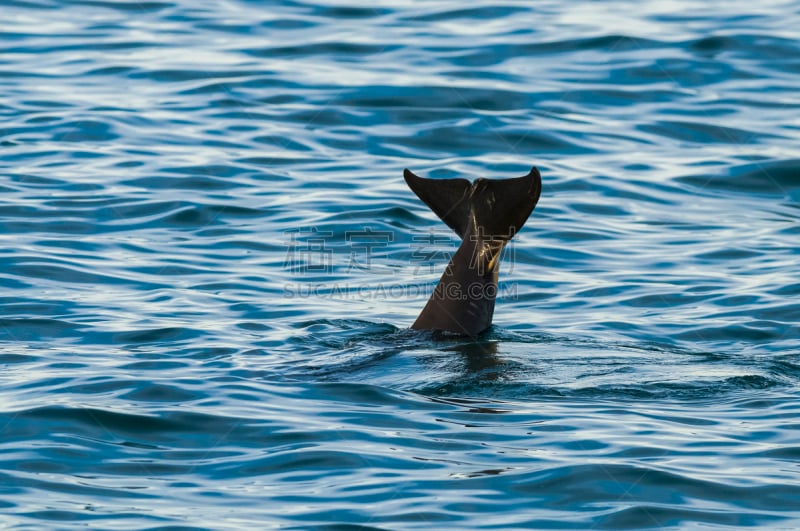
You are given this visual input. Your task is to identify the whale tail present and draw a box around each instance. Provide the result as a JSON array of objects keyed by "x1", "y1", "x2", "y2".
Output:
[
  {"x1": 404, "y1": 167, "x2": 542, "y2": 336},
  {"x1": 403, "y1": 167, "x2": 541, "y2": 240}
]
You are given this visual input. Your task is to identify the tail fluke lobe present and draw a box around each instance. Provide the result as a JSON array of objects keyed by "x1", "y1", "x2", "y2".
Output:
[
  {"x1": 403, "y1": 169, "x2": 471, "y2": 238},
  {"x1": 468, "y1": 167, "x2": 541, "y2": 240}
]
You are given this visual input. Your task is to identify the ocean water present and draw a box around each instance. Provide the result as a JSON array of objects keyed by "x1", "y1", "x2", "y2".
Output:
[{"x1": 1, "y1": 0, "x2": 799, "y2": 528}]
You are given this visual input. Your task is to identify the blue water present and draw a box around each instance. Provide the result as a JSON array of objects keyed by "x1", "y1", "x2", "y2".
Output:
[{"x1": 2, "y1": 0, "x2": 799, "y2": 528}]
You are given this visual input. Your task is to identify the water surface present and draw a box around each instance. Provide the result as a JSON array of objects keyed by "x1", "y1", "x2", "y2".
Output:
[{"x1": 1, "y1": 0, "x2": 800, "y2": 528}]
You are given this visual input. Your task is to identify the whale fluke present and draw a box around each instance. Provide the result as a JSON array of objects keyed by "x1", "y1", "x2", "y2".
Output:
[{"x1": 405, "y1": 167, "x2": 541, "y2": 336}]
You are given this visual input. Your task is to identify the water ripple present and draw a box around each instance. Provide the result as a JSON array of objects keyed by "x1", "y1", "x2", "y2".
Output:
[{"x1": 1, "y1": 0, "x2": 799, "y2": 528}]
